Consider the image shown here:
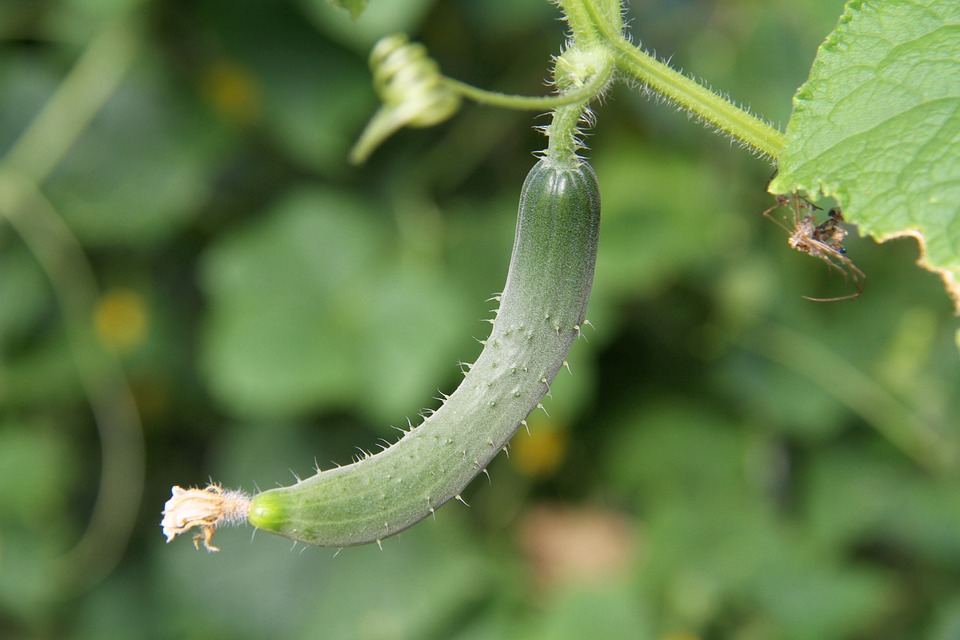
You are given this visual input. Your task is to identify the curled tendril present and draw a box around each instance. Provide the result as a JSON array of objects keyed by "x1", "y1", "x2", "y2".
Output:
[{"x1": 349, "y1": 34, "x2": 460, "y2": 165}]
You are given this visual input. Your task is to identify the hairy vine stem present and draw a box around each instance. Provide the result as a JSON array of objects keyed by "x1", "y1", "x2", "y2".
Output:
[
  {"x1": 442, "y1": 73, "x2": 608, "y2": 111},
  {"x1": 561, "y1": 0, "x2": 786, "y2": 159},
  {"x1": 352, "y1": 0, "x2": 783, "y2": 163},
  {"x1": 607, "y1": 37, "x2": 785, "y2": 159}
]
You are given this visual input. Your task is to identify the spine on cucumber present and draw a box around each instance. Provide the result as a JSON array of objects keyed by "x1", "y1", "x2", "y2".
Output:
[{"x1": 248, "y1": 155, "x2": 601, "y2": 547}]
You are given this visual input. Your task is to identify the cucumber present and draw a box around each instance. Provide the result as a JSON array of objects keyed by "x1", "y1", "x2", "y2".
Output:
[{"x1": 248, "y1": 155, "x2": 601, "y2": 547}]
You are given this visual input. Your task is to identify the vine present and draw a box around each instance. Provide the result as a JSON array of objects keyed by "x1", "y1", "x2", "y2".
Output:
[
  {"x1": 163, "y1": 0, "x2": 957, "y2": 551},
  {"x1": 2, "y1": 1, "x2": 956, "y2": 634},
  {"x1": 161, "y1": 0, "x2": 797, "y2": 551},
  {"x1": 351, "y1": 0, "x2": 783, "y2": 164}
]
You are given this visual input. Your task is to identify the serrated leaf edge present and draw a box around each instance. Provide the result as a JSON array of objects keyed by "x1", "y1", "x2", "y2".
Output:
[{"x1": 875, "y1": 228, "x2": 960, "y2": 315}]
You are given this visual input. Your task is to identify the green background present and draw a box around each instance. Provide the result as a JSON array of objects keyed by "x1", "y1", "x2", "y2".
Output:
[{"x1": 2, "y1": 0, "x2": 959, "y2": 638}]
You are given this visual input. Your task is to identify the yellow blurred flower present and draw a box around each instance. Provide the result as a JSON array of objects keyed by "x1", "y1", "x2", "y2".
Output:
[
  {"x1": 94, "y1": 288, "x2": 148, "y2": 353},
  {"x1": 200, "y1": 59, "x2": 262, "y2": 125},
  {"x1": 511, "y1": 422, "x2": 568, "y2": 478}
]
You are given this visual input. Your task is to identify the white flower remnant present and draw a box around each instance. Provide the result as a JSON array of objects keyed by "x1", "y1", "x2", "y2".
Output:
[{"x1": 161, "y1": 484, "x2": 251, "y2": 552}]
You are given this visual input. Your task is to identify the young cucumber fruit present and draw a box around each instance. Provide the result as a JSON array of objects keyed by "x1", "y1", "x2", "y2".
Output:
[{"x1": 248, "y1": 155, "x2": 601, "y2": 547}]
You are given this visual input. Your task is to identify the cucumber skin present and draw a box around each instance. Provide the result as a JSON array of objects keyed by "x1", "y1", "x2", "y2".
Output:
[{"x1": 248, "y1": 157, "x2": 601, "y2": 547}]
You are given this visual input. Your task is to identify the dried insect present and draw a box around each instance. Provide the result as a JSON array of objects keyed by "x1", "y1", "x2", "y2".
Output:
[
  {"x1": 811, "y1": 207, "x2": 848, "y2": 253},
  {"x1": 763, "y1": 194, "x2": 864, "y2": 302}
]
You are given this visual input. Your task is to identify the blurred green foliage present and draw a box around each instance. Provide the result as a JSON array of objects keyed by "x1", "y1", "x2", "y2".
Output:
[{"x1": 1, "y1": 0, "x2": 959, "y2": 639}]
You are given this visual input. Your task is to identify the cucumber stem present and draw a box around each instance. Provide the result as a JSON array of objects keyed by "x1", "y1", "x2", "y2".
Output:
[
  {"x1": 608, "y1": 37, "x2": 785, "y2": 159},
  {"x1": 561, "y1": 0, "x2": 785, "y2": 159},
  {"x1": 546, "y1": 104, "x2": 588, "y2": 164},
  {"x1": 443, "y1": 70, "x2": 609, "y2": 111},
  {"x1": 354, "y1": 0, "x2": 784, "y2": 164}
]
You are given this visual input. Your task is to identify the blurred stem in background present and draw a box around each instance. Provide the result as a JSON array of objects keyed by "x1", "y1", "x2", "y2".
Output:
[
  {"x1": 0, "y1": 15, "x2": 145, "y2": 596},
  {"x1": 740, "y1": 322, "x2": 957, "y2": 474}
]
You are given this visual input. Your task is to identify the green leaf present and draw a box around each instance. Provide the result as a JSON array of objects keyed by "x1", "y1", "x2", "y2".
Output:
[
  {"x1": 0, "y1": 418, "x2": 77, "y2": 523},
  {"x1": 0, "y1": 245, "x2": 49, "y2": 347},
  {"x1": 588, "y1": 141, "x2": 743, "y2": 333},
  {"x1": 203, "y1": 1, "x2": 375, "y2": 174},
  {"x1": 770, "y1": 0, "x2": 960, "y2": 310},
  {"x1": 0, "y1": 418, "x2": 80, "y2": 616},
  {"x1": 199, "y1": 186, "x2": 473, "y2": 423},
  {"x1": 806, "y1": 447, "x2": 960, "y2": 564},
  {"x1": 520, "y1": 586, "x2": 654, "y2": 640},
  {"x1": 326, "y1": 0, "x2": 368, "y2": 20},
  {"x1": 43, "y1": 68, "x2": 229, "y2": 247},
  {"x1": 299, "y1": 0, "x2": 435, "y2": 52},
  {"x1": 605, "y1": 404, "x2": 896, "y2": 636}
]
